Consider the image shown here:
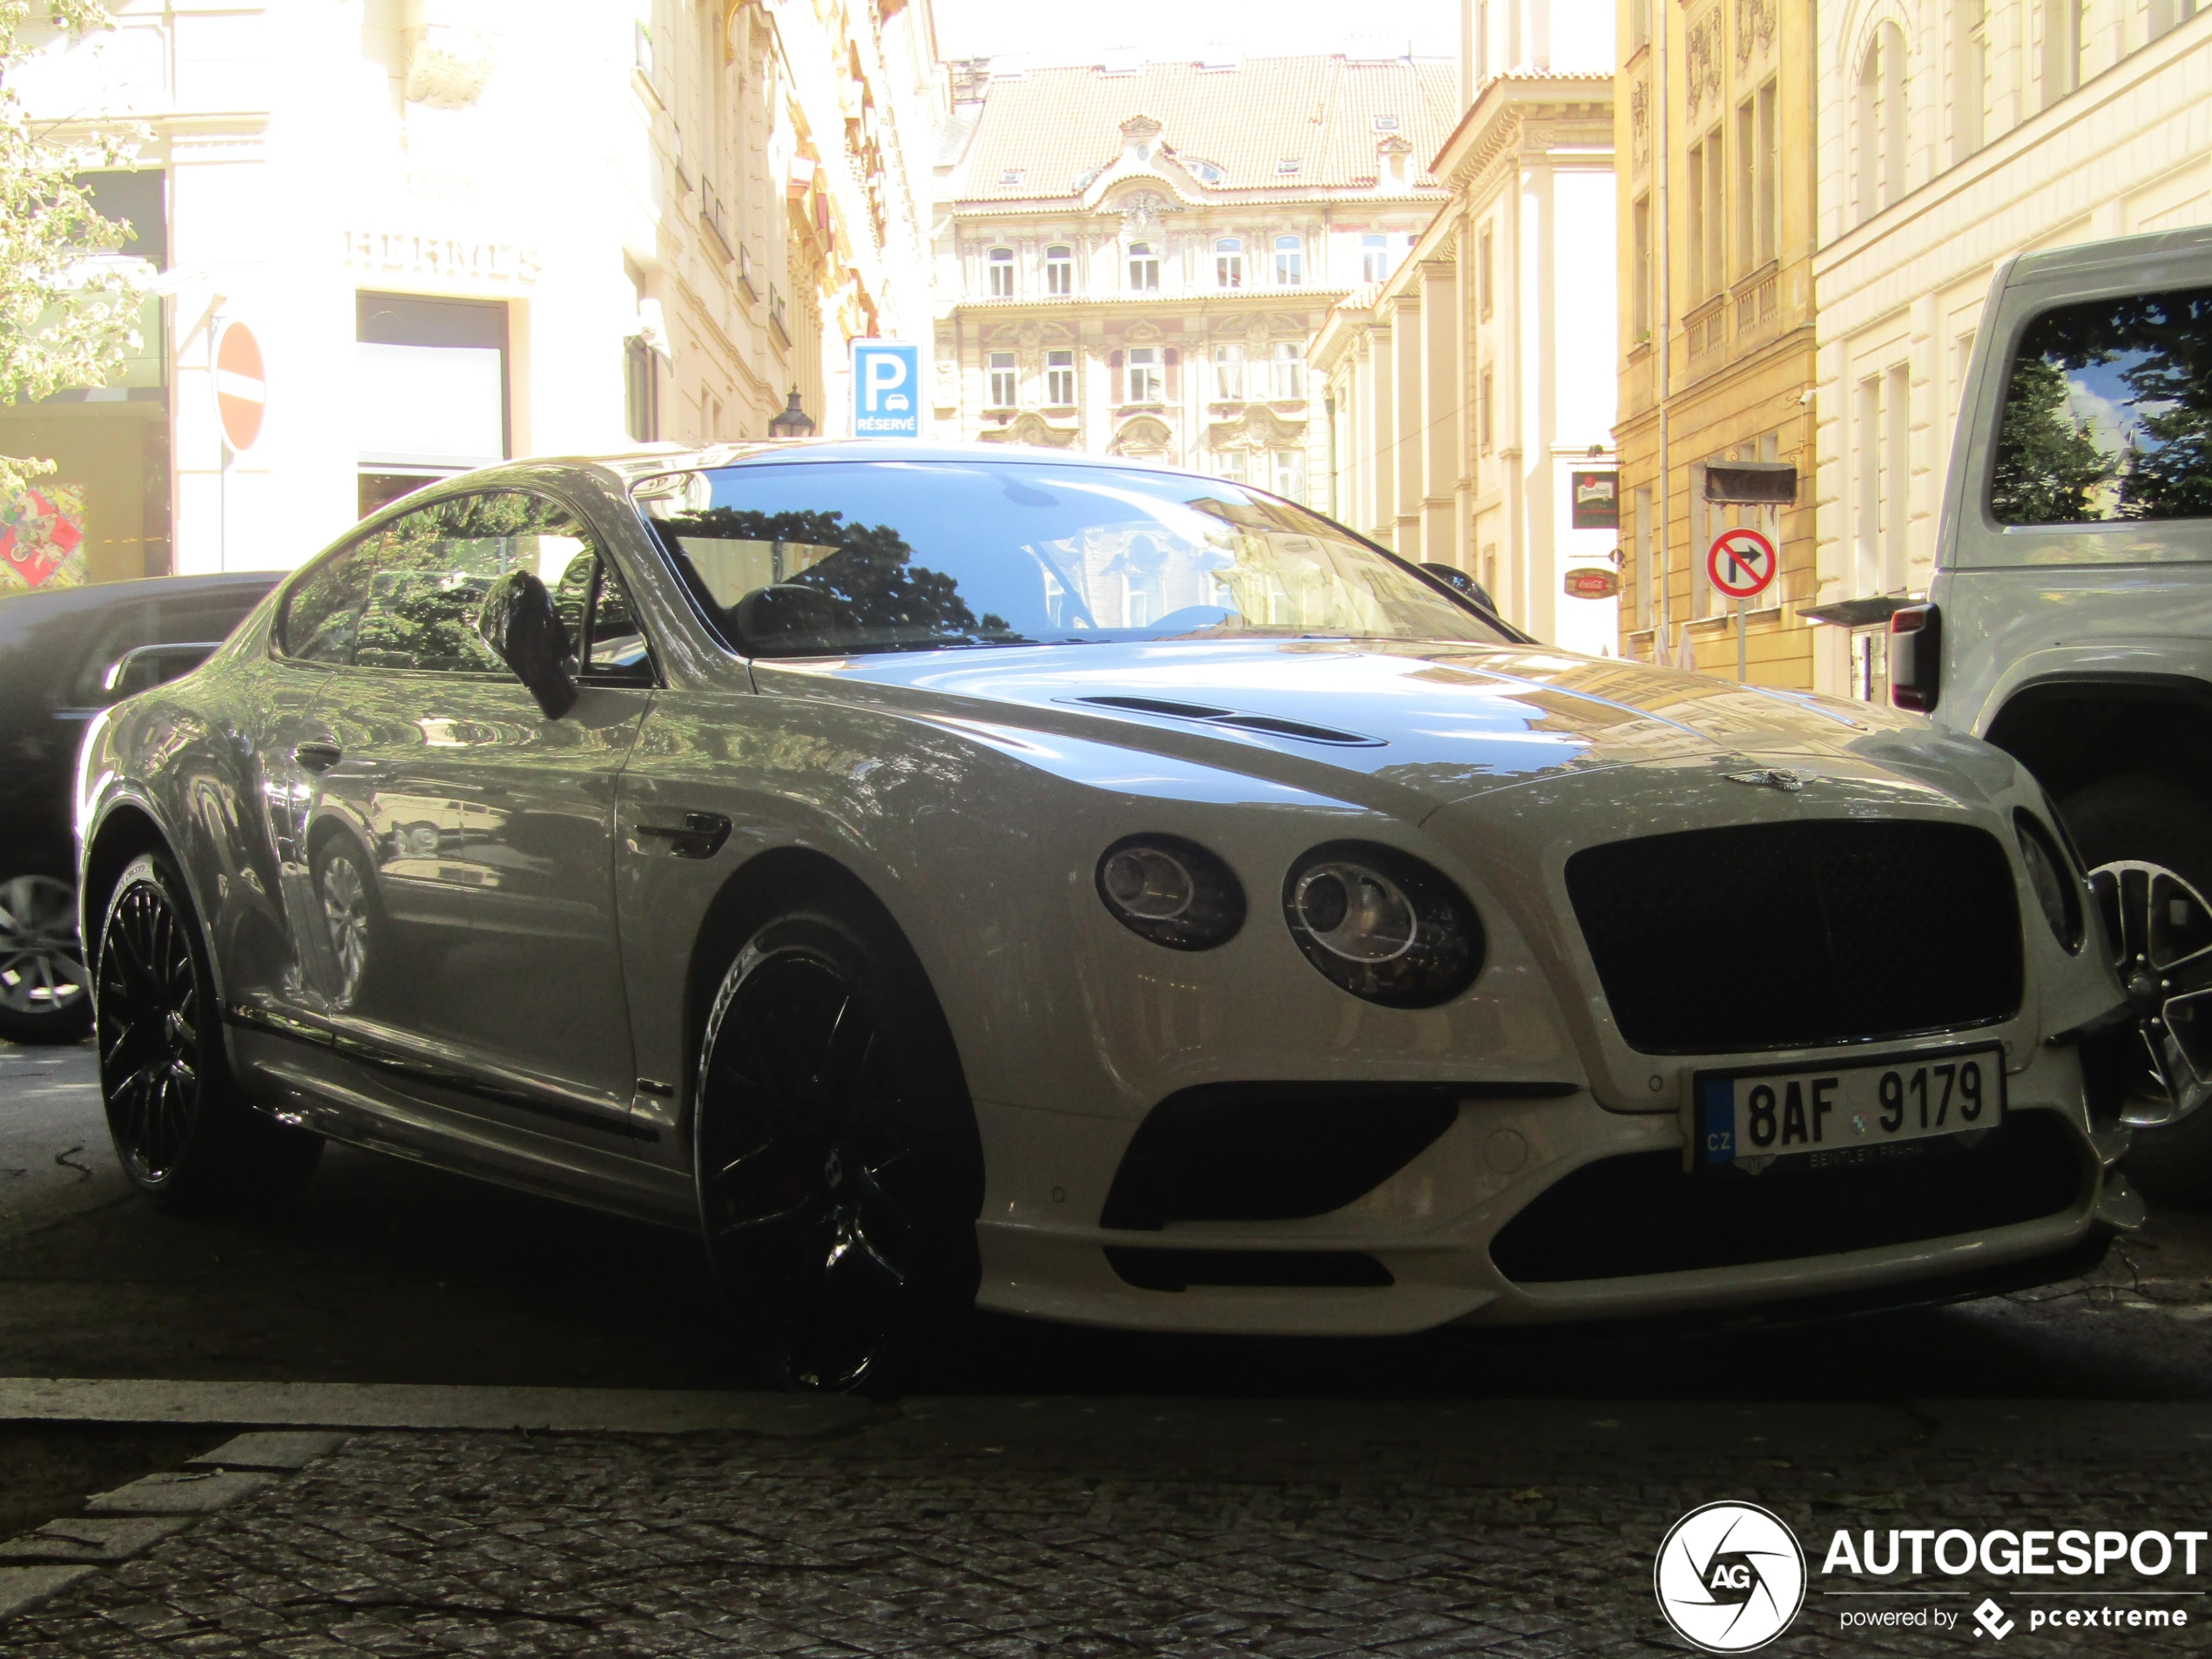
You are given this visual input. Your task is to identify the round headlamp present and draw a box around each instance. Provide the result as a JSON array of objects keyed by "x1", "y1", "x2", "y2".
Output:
[
  {"x1": 1096, "y1": 834, "x2": 1245, "y2": 950},
  {"x1": 1282, "y1": 841, "x2": 1484, "y2": 1006},
  {"x1": 2014, "y1": 809, "x2": 2085, "y2": 953}
]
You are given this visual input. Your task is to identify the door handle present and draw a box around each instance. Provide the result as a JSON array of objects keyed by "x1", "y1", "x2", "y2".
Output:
[
  {"x1": 636, "y1": 812, "x2": 732, "y2": 860},
  {"x1": 293, "y1": 742, "x2": 343, "y2": 773}
]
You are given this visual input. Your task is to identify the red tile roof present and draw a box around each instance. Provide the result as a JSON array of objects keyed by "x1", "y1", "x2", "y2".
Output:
[{"x1": 954, "y1": 55, "x2": 1460, "y2": 203}]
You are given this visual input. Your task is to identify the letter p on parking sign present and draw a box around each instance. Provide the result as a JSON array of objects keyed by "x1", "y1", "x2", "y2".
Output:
[{"x1": 852, "y1": 341, "x2": 921, "y2": 438}]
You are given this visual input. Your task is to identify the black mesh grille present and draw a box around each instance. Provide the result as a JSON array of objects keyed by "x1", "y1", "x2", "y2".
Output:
[
  {"x1": 1565, "y1": 820, "x2": 2023, "y2": 1053},
  {"x1": 1489, "y1": 1110, "x2": 2087, "y2": 1284}
]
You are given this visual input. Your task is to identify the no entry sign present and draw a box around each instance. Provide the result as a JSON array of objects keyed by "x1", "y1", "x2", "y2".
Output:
[
  {"x1": 213, "y1": 320, "x2": 266, "y2": 453},
  {"x1": 1707, "y1": 528, "x2": 1777, "y2": 602}
]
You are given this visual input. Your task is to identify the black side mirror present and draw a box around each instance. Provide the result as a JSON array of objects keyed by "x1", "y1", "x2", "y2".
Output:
[
  {"x1": 476, "y1": 570, "x2": 579, "y2": 719},
  {"x1": 1422, "y1": 562, "x2": 1499, "y2": 615}
]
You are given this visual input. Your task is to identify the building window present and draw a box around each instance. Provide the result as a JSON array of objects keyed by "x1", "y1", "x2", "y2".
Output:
[
  {"x1": 2041, "y1": 0, "x2": 2080, "y2": 105},
  {"x1": 1045, "y1": 348, "x2": 1075, "y2": 406},
  {"x1": 1127, "y1": 346, "x2": 1161, "y2": 402},
  {"x1": 1044, "y1": 245, "x2": 1073, "y2": 295},
  {"x1": 1856, "y1": 23, "x2": 1907, "y2": 223},
  {"x1": 1274, "y1": 235, "x2": 1304, "y2": 285},
  {"x1": 1687, "y1": 140, "x2": 1707, "y2": 298},
  {"x1": 1634, "y1": 484, "x2": 1655, "y2": 629},
  {"x1": 1689, "y1": 132, "x2": 1724, "y2": 298},
  {"x1": 1474, "y1": 0, "x2": 1490, "y2": 78},
  {"x1": 1478, "y1": 368, "x2": 1494, "y2": 453},
  {"x1": 1271, "y1": 448, "x2": 1305, "y2": 502},
  {"x1": 988, "y1": 351, "x2": 1017, "y2": 407},
  {"x1": 1632, "y1": 0, "x2": 1651, "y2": 48},
  {"x1": 1128, "y1": 242, "x2": 1159, "y2": 291},
  {"x1": 1735, "y1": 98, "x2": 1756, "y2": 279},
  {"x1": 1632, "y1": 195, "x2": 1652, "y2": 339},
  {"x1": 988, "y1": 246, "x2": 1015, "y2": 298},
  {"x1": 1214, "y1": 342, "x2": 1245, "y2": 401},
  {"x1": 1270, "y1": 341, "x2": 1305, "y2": 400},
  {"x1": 1215, "y1": 450, "x2": 1247, "y2": 484},
  {"x1": 2149, "y1": 0, "x2": 2195, "y2": 40},
  {"x1": 1952, "y1": 0, "x2": 1986, "y2": 159},
  {"x1": 1756, "y1": 80, "x2": 1779, "y2": 265},
  {"x1": 1361, "y1": 233, "x2": 1391, "y2": 282},
  {"x1": 1215, "y1": 238, "x2": 1244, "y2": 288},
  {"x1": 1478, "y1": 226, "x2": 1494, "y2": 317}
]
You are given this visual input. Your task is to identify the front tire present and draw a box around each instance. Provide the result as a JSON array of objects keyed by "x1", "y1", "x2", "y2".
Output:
[
  {"x1": 693, "y1": 900, "x2": 983, "y2": 1394},
  {"x1": 2062, "y1": 772, "x2": 2212, "y2": 1201},
  {"x1": 95, "y1": 851, "x2": 321, "y2": 1208},
  {"x1": 0, "y1": 873, "x2": 92, "y2": 1043}
]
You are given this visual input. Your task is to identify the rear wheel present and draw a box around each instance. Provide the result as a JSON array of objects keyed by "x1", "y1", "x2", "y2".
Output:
[
  {"x1": 2062, "y1": 772, "x2": 2212, "y2": 1200},
  {"x1": 693, "y1": 900, "x2": 983, "y2": 1394},
  {"x1": 95, "y1": 852, "x2": 321, "y2": 1207},
  {"x1": 0, "y1": 873, "x2": 91, "y2": 1043}
]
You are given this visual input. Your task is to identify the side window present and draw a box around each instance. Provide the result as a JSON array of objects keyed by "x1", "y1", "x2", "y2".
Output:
[
  {"x1": 350, "y1": 491, "x2": 591, "y2": 674},
  {"x1": 282, "y1": 536, "x2": 379, "y2": 664},
  {"x1": 1990, "y1": 285, "x2": 2212, "y2": 527},
  {"x1": 583, "y1": 559, "x2": 653, "y2": 683}
]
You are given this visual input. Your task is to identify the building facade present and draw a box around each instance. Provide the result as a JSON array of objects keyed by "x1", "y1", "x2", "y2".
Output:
[
  {"x1": 1809, "y1": 0, "x2": 2212, "y2": 698},
  {"x1": 4, "y1": 0, "x2": 938, "y2": 587},
  {"x1": 930, "y1": 54, "x2": 1458, "y2": 505},
  {"x1": 1312, "y1": 0, "x2": 1617, "y2": 652},
  {"x1": 1614, "y1": 0, "x2": 1822, "y2": 681}
]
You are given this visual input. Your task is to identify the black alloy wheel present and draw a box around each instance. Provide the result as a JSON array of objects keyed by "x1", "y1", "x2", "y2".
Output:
[
  {"x1": 95, "y1": 852, "x2": 320, "y2": 1206},
  {"x1": 0, "y1": 873, "x2": 92, "y2": 1043},
  {"x1": 694, "y1": 904, "x2": 982, "y2": 1394},
  {"x1": 2064, "y1": 772, "x2": 2212, "y2": 1199}
]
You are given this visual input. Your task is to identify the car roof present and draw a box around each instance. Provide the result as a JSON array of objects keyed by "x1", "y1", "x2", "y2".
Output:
[
  {"x1": 0, "y1": 570, "x2": 284, "y2": 621},
  {"x1": 2010, "y1": 221, "x2": 2212, "y2": 285},
  {"x1": 556, "y1": 438, "x2": 1201, "y2": 486}
]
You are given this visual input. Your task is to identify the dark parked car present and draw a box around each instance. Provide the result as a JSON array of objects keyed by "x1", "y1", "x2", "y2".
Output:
[{"x1": 0, "y1": 572, "x2": 280, "y2": 1042}]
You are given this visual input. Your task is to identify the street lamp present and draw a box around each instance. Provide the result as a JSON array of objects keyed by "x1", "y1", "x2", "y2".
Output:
[{"x1": 768, "y1": 387, "x2": 815, "y2": 438}]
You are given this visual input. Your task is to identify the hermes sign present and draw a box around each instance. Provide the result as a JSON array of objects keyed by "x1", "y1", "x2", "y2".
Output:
[{"x1": 342, "y1": 229, "x2": 543, "y2": 283}]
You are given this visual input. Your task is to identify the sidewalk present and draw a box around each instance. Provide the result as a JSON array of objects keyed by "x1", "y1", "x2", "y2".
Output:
[{"x1": 4, "y1": 1391, "x2": 2210, "y2": 1656}]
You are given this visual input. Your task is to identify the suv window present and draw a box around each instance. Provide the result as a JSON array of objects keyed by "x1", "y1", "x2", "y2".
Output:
[
  {"x1": 68, "y1": 590, "x2": 268, "y2": 705},
  {"x1": 1991, "y1": 285, "x2": 2212, "y2": 526}
]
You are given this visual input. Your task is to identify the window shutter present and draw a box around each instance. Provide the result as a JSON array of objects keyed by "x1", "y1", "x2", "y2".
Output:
[
  {"x1": 1110, "y1": 349, "x2": 1124, "y2": 404},
  {"x1": 1164, "y1": 347, "x2": 1179, "y2": 398}
]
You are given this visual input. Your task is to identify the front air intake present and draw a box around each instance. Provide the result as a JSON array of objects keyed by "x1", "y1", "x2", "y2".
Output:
[{"x1": 1565, "y1": 819, "x2": 2021, "y2": 1054}]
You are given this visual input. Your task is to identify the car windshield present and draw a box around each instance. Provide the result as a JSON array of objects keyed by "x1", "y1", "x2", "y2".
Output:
[{"x1": 635, "y1": 459, "x2": 1510, "y2": 658}]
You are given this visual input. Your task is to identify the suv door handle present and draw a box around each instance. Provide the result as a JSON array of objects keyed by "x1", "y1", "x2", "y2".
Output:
[{"x1": 293, "y1": 742, "x2": 343, "y2": 773}]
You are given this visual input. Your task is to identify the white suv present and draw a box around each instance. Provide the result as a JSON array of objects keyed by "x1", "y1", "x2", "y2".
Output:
[{"x1": 1899, "y1": 225, "x2": 2212, "y2": 1195}]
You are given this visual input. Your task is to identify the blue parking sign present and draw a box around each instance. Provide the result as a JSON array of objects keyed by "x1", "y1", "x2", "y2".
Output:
[{"x1": 852, "y1": 341, "x2": 922, "y2": 438}]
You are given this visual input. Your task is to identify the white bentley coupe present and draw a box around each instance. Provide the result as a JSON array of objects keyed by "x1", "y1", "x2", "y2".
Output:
[{"x1": 76, "y1": 442, "x2": 2139, "y2": 1391}]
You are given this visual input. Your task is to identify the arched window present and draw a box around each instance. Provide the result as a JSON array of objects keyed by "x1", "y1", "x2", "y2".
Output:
[
  {"x1": 988, "y1": 246, "x2": 1015, "y2": 298},
  {"x1": 1952, "y1": 0, "x2": 1985, "y2": 160},
  {"x1": 1215, "y1": 238, "x2": 1243, "y2": 288},
  {"x1": 1853, "y1": 22, "x2": 1908, "y2": 225},
  {"x1": 1128, "y1": 242, "x2": 1159, "y2": 291},
  {"x1": 1044, "y1": 246, "x2": 1073, "y2": 295},
  {"x1": 1274, "y1": 234, "x2": 1304, "y2": 285}
]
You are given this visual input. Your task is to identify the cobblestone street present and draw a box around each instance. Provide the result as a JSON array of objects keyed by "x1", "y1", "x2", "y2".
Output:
[{"x1": 6, "y1": 1399, "x2": 2212, "y2": 1656}]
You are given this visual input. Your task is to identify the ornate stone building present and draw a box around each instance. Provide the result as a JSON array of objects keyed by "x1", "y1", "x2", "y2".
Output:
[
  {"x1": 931, "y1": 54, "x2": 1458, "y2": 505},
  {"x1": 8, "y1": 0, "x2": 940, "y2": 580},
  {"x1": 1614, "y1": 0, "x2": 1822, "y2": 681},
  {"x1": 1312, "y1": 0, "x2": 1616, "y2": 652}
]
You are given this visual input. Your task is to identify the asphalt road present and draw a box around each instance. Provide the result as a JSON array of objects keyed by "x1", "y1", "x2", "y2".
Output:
[{"x1": 6, "y1": 1037, "x2": 2212, "y2": 1400}]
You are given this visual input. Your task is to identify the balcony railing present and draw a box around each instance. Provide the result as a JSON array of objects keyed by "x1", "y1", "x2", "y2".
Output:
[{"x1": 700, "y1": 179, "x2": 733, "y2": 260}]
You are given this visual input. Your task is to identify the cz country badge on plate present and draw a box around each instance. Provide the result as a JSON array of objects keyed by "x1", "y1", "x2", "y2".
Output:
[{"x1": 1695, "y1": 1044, "x2": 2007, "y2": 1175}]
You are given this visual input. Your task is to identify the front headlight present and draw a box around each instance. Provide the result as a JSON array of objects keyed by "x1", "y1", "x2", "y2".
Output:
[
  {"x1": 1096, "y1": 833, "x2": 1245, "y2": 950},
  {"x1": 1282, "y1": 841, "x2": 1484, "y2": 1006},
  {"x1": 2014, "y1": 809, "x2": 2085, "y2": 953}
]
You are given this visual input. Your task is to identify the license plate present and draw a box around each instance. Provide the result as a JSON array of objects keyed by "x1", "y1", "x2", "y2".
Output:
[{"x1": 1695, "y1": 1045, "x2": 2006, "y2": 1174}]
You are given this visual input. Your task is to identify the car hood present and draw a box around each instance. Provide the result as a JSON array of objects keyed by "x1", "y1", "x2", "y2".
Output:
[{"x1": 759, "y1": 637, "x2": 1986, "y2": 817}]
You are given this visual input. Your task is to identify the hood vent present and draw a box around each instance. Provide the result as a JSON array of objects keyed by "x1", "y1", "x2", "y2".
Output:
[
  {"x1": 1070, "y1": 690, "x2": 1379, "y2": 752},
  {"x1": 1069, "y1": 695, "x2": 1384, "y2": 748}
]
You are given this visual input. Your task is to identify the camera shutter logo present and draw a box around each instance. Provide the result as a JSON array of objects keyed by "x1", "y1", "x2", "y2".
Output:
[{"x1": 1654, "y1": 1501, "x2": 1806, "y2": 1652}]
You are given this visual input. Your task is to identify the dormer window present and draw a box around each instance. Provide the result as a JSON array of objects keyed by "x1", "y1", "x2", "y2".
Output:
[
  {"x1": 1372, "y1": 114, "x2": 1399, "y2": 132},
  {"x1": 1128, "y1": 242, "x2": 1159, "y2": 292},
  {"x1": 1044, "y1": 245, "x2": 1073, "y2": 295},
  {"x1": 1274, "y1": 235, "x2": 1303, "y2": 286},
  {"x1": 1215, "y1": 238, "x2": 1243, "y2": 288},
  {"x1": 987, "y1": 246, "x2": 1015, "y2": 298},
  {"x1": 999, "y1": 169, "x2": 1024, "y2": 186},
  {"x1": 1190, "y1": 158, "x2": 1225, "y2": 184},
  {"x1": 1276, "y1": 158, "x2": 1300, "y2": 174}
]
